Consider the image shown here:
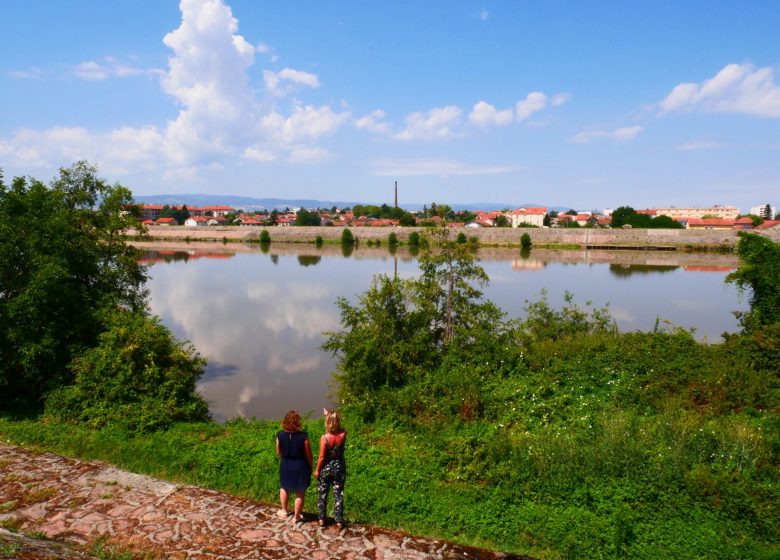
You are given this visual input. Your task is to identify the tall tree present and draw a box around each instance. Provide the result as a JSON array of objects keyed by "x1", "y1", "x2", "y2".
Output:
[{"x1": 0, "y1": 162, "x2": 147, "y2": 410}]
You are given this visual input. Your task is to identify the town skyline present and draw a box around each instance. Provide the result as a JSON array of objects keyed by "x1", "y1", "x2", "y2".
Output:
[{"x1": 2, "y1": 0, "x2": 779, "y2": 209}]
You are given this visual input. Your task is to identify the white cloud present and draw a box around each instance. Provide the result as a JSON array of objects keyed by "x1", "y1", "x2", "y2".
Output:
[
  {"x1": 287, "y1": 146, "x2": 331, "y2": 164},
  {"x1": 676, "y1": 140, "x2": 724, "y2": 151},
  {"x1": 571, "y1": 125, "x2": 643, "y2": 144},
  {"x1": 394, "y1": 105, "x2": 463, "y2": 140},
  {"x1": 551, "y1": 92, "x2": 571, "y2": 107},
  {"x1": 73, "y1": 57, "x2": 151, "y2": 81},
  {"x1": 74, "y1": 61, "x2": 110, "y2": 81},
  {"x1": 468, "y1": 101, "x2": 514, "y2": 127},
  {"x1": 354, "y1": 109, "x2": 391, "y2": 134},
  {"x1": 479, "y1": 8, "x2": 489, "y2": 21},
  {"x1": 263, "y1": 67, "x2": 320, "y2": 96},
  {"x1": 262, "y1": 105, "x2": 350, "y2": 143},
  {"x1": 372, "y1": 158, "x2": 516, "y2": 177},
  {"x1": 516, "y1": 92, "x2": 548, "y2": 120},
  {"x1": 659, "y1": 63, "x2": 780, "y2": 117},
  {"x1": 242, "y1": 146, "x2": 278, "y2": 162},
  {"x1": 9, "y1": 67, "x2": 43, "y2": 80}
]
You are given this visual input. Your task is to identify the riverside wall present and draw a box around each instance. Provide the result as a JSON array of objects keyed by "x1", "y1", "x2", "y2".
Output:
[{"x1": 133, "y1": 225, "x2": 780, "y2": 248}]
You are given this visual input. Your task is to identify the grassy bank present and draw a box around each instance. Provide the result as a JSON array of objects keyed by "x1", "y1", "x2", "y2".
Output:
[{"x1": 2, "y1": 326, "x2": 777, "y2": 559}]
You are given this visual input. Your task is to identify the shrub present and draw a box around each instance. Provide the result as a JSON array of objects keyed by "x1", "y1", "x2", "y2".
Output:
[
  {"x1": 456, "y1": 232, "x2": 467, "y2": 244},
  {"x1": 341, "y1": 228, "x2": 355, "y2": 245},
  {"x1": 408, "y1": 231, "x2": 420, "y2": 246},
  {"x1": 259, "y1": 229, "x2": 271, "y2": 243},
  {"x1": 45, "y1": 309, "x2": 209, "y2": 432},
  {"x1": 521, "y1": 232, "x2": 532, "y2": 250},
  {"x1": 388, "y1": 232, "x2": 399, "y2": 246},
  {"x1": 315, "y1": 235, "x2": 323, "y2": 247}
]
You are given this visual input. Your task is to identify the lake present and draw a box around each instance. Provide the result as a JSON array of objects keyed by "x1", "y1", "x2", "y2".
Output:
[{"x1": 137, "y1": 242, "x2": 744, "y2": 421}]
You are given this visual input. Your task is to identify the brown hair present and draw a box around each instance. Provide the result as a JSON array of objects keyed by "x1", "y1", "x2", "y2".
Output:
[
  {"x1": 324, "y1": 409, "x2": 342, "y2": 434},
  {"x1": 281, "y1": 410, "x2": 302, "y2": 432}
]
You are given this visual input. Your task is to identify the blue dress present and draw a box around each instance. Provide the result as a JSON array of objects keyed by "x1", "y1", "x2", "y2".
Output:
[{"x1": 277, "y1": 430, "x2": 311, "y2": 492}]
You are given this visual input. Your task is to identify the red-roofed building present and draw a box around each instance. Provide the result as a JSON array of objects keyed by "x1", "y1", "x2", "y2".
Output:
[
  {"x1": 686, "y1": 218, "x2": 735, "y2": 230},
  {"x1": 155, "y1": 217, "x2": 176, "y2": 226},
  {"x1": 184, "y1": 216, "x2": 209, "y2": 227},
  {"x1": 756, "y1": 220, "x2": 780, "y2": 230},
  {"x1": 733, "y1": 217, "x2": 755, "y2": 230},
  {"x1": 509, "y1": 207, "x2": 547, "y2": 228}
]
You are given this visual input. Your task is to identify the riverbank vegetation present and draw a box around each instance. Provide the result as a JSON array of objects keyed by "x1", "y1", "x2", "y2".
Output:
[{"x1": 0, "y1": 165, "x2": 778, "y2": 558}]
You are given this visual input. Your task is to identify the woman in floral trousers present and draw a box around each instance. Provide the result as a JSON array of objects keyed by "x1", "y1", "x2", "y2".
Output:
[{"x1": 314, "y1": 408, "x2": 346, "y2": 529}]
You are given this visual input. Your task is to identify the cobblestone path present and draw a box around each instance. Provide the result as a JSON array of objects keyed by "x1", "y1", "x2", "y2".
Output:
[{"x1": 0, "y1": 443, "x2": 528, "y2": 560}]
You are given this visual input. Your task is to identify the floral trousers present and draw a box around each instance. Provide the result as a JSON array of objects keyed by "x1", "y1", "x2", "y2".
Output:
[{"x1": 317, "y1": 459, "x2": 346, "y2": 523}]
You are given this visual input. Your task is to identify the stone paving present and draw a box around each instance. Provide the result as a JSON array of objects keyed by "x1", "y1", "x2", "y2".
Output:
[{"x1": 0, "y1": 443, "x2": 529, "y2": 560}]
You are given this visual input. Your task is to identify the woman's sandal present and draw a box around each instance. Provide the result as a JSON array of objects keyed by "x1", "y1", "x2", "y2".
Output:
[{"x1": 275, "y1": 509, "x2": 288, "y2": 519}]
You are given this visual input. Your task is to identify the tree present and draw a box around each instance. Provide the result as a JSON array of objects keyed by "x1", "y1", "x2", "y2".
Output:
[
  {"x1": 521, "y1": 232, "x2": 532, "y2": 250},
  {"x1": 0, "y1": 162, "x2": 207, "y2": 422},
  {"x1": 0, "y1": 162, "x2": 146, "y2": 410},
  {"x1": 398, "y1": 213, "x2": 416, "y2": 226},
  {"x1": 726, "y1": 233, "x2": 780, "y2": 331},
  {"x1": 341, "y1": 228, "x2": 355, "y2": 245},
  {"x1": 543, "y1": 214, "x2": 551, "y2": 227},
  {"x1": 610, "y1": 206, "x2": 636, "y2": 228},
  {"x1": 496, "y1": 215, "x2": 510, "y2": 227},
  {"x1": 295, "y1": 208, "x2": 321, "y2": 226}
]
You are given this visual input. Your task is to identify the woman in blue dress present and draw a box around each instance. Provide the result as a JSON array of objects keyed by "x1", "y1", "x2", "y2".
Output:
[{"x1": 276, "y1": 410, "x2": 313, "y2": 522}]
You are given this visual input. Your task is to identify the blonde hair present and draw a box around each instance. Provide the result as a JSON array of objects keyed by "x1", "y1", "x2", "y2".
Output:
[{"x1": 324, "y1": 409, "x2": 342, "y2": 434}]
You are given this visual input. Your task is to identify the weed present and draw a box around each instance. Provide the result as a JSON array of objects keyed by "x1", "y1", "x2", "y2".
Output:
[{"x1": 0, "y1": 501, "x2": 16, "y2": 513}]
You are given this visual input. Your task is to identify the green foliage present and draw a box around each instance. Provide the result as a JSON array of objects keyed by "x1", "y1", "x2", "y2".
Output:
[
  {"x1": 726, "y1": 233, "x2": 780, "y2": 331},
  {"x1": 521, "y1": 232, "x2": 532, "y2": 250},
  {"x1": 160, "y1": 204, "x2": 190, "y2": 225},
  {"x1": 610, "y1": 206, "x2": 683, "y2": 229},
  {"x1": 351, "y1": 203, "x2": 415, "y2": 225},
  {"x1": 388, "y1": 232, "x2": 399, "y2": 246},
  {"x1": 294, "y1": 208, "x2": 321, "y2": 226},
  {"x1": 315, "y1": 235, "x2": 323, "y2": 247},
  {"x1": 0, "y1": 162, "x2": 147, "y2": 412},
  {"x1": 456, "y1": 232, "x2": 467, "y2": 244},
  {"x1": 44, "y1": 309, "x2": 209, "y2": 433},
  {"x1": 341, "y1": 228, "x2": 355, "y2": 245},
  {"x1": 495, "y1": 215, "x2": 509, "y2": 227},
  {"x1": 408, "y1": 231, "x2": 420, "y2": 246},
  {"x1": 259, "y1": 229, "x2": 271, "y2": 243}
]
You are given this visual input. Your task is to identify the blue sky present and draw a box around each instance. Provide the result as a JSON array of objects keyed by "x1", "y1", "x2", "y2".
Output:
[{"x1": 1, "y1": 1, "x2": 779, "y2": 210}]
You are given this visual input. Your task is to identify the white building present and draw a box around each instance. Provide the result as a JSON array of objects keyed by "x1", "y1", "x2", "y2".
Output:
[
  {"x1": 509, "y1": 207, "x2": 547, "y2": 228},
  {"x1": 750, "y1": 204, "x2": 776, "y2": 219}
]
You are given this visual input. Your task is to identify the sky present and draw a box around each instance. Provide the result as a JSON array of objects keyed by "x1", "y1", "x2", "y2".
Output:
[{"x1": 1, "y1": 1, "x2": 779, "y2": 210}]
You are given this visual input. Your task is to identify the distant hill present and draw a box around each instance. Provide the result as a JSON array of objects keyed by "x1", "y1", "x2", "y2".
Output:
[{"x1": 133, "y1": 194, "x2": 570, "y2": 213}]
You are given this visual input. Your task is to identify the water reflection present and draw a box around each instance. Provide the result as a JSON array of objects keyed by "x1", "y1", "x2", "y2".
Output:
[
  {"x1": 140, "y1": 244, "x2": 744, "y2": 421},
  {"x1": 609, "y1": 264, "x2": 678, "y2": 277}
]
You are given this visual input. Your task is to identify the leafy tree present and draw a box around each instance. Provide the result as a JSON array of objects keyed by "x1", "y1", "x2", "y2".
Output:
[
  {"x1": 456, "y1": 232, "x2": 467, "y2": 244},
  {"x1": 315, "y1": 235, "x2": 324, "y2": 247},
  {"x1": 610, "y1": 206, "x2": 635, "y2": 228},
  {"x1": 295, "y1": 208, "x2": 321, "y2": 226},
  {"x1": 0, "y1": 163, "x2": 146, "y2": 411},
  {"x1": 259, "y1": 229, "x2": 271, "y2": 243},
  {"x1": 565, "y1": 209, "x2": 578, "y2": 216},
  {"x1": 521, "y1": 232, "x2": 532, "y2": 250},
  {"x1": 398, "y1": 213, "x2": 416, "y2": 226},
  {"x1": 341, "y1": 228, "x2": 355, "y2": 245},
  {"x1": 495, "y1": 215, "x2": 510, "y2": 227},
  {"x1": 651, "y1": 215, "x2": 684, "y2": 229},
  {"x1": 408, "y1": 231, "x2": 421, "y2": 246},
  {"x1": 726, "y1": 233, "x2": 780, "y2": 330},
  {"x1": 543, "y1": 213, "x2": 551, "y2": 227},
  {"x1": 0, "y1": 162, "x2": 207, "y2": 424},
  {"x1": 45, "y1": 309, "x2": 209, "y2": 432},
  {"x1": 388, "y1": 232, "x2": 399, "y2": 246}
]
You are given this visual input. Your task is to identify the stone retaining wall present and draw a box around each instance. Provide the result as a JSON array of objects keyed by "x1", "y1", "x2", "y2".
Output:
[{"x1": 132, "y1": 226, "x2": 780, "y2": 248}]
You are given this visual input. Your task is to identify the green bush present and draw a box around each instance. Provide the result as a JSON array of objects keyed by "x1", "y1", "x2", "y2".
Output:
[
  {"x1": 521, "y1": 232, "x2": 532, "y2": 250},
  {"x1": 341, "y1": 228, "x2": 355, "y2": 245},
  {"x1": 315, "y1": 235, "x2": 323, "y2": 247},
  {"x1": 456, "y1": 232, "x2": 467, "y2": 244},
  {"x1": 44, "y1": 309, "x2": 209, "y2": 433},
  {"x1": 388, "y1": 232, "x2": 399, "y2": 246},
  {"x1": 408, "y1": 231, "x2": 420, "y2": 246},
  {"x1": 259, "y1": 229, "x2": 271, "y2": 243}
]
